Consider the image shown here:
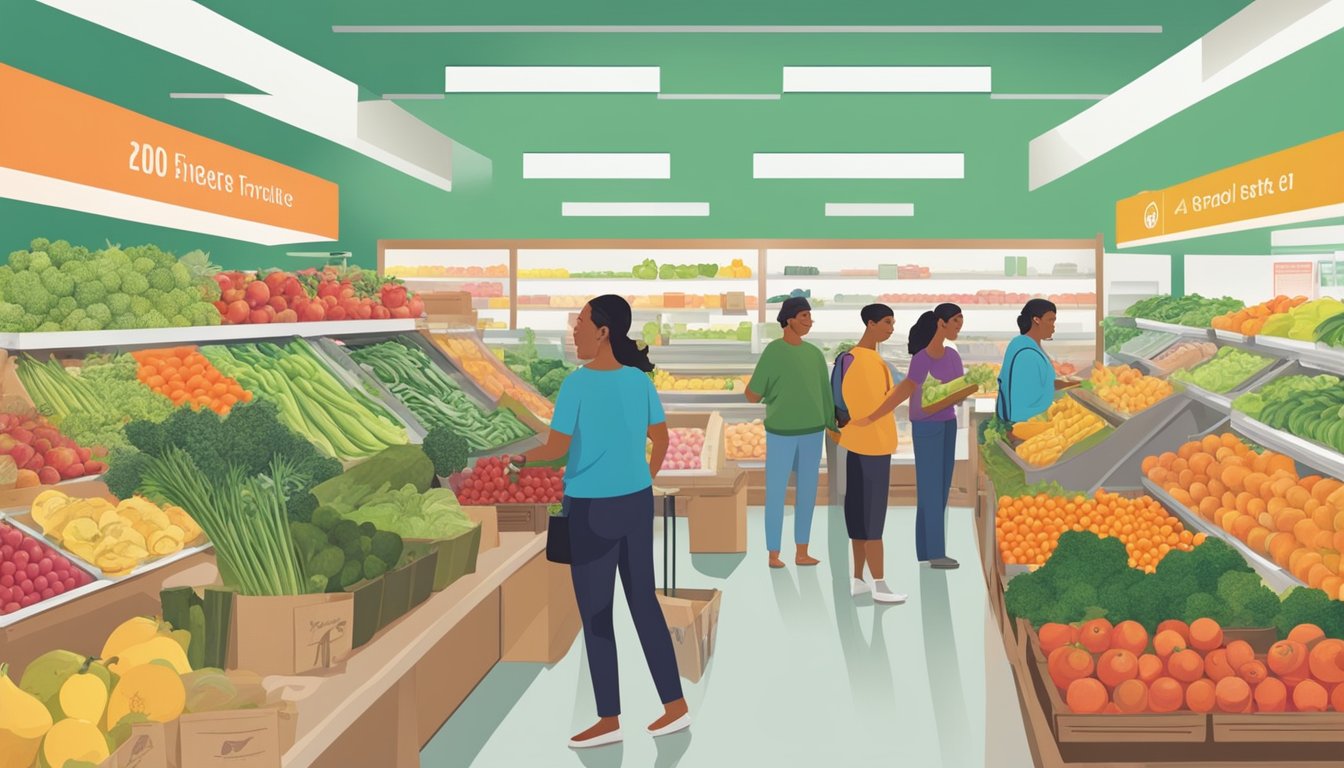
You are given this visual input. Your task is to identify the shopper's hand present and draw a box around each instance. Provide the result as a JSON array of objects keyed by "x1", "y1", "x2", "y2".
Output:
[
  {"x1": 826, "y1": 429, "x2": 842, "y2": 442},
  {"x1": 851, "y1": 415, "x2": 872, "y2": 427}
]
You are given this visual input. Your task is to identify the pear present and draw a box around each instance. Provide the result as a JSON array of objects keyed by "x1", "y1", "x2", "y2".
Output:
[
  {"x1": 0, "y1": 661, "x2": 53, "y2": 768},
  {"x1": 40, "y1": 718, "x2": 108, "y2": 768},
  {"x1": 101, "y1": 616, "x2": 164, "y2": 661},
  {"x1": 58, "y1": 660, "x2": 108, "y2": 726}
]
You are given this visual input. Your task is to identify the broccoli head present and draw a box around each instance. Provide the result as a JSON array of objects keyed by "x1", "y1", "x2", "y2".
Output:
[
  {"x1": 1038, "y1": 530, "x2": 1131, "y2": 592},
  {"x1": 56, "y1": 296, "x2": 77, "y2": 314},
  {"x1": 311, "y1": 504, "x2": 343, "y2": 533},
  {"x1": 141, "y1": 310, "x2": 170, "y2": 328},
  {"x1": 27, "y1": 251, "x2": 51, "y2": 272},
  {"x1": 170, "y1": 262, "x2": 193, "y2": 289},
  {"x1": 148, "y1": 267, "x2": 176, "y2": 292},
  {"x1": 307, "y1": 545, "x2": 345, "y2": 580},
  {"x1": 103, "y1": 447, "x2": 152, "y2": 500},
  {"x1": 1096, "y1": 568, "x2": 1146, "y2": 624},
  {"x1": 45, "y1": 240, "x2": 75, "y2": 266},
  {"x1": 0, "y1": 302, "x2": 24, "y2": 330},
  {"x1": 289, "y1": 522, "x2": 328, "y2": 564},
  {"x1": 123, "y1": 417, "x2": 168, "y2": 456},
  {"x1": 370, "y1": 530, "x2": 403, "y2": 567},
  {"x1": 74, "y1": 280, "x2": 107, "y2": 306},
  {"x1": 99, "y1": 270, "x2": 122, "y2": 292},
  {"x1": 1004, "y1": 570, "x2": 1057, "y2": 626},
  {"x1": 39, "y1": 269, "x2": 75, "y2": 298},
  {"x1": 122, "y1": 272, "x2": 150, "y2": 296},
  {"x1": 1183, "y1": 592, "x2": 1233, "y2": 626},
  {"x1": 1048, "y1": 582, "x2": 1100, "y2": 625},
  {"x1": 34, "y1": 321, "x2": 60, "y2": 333},
  {"x1": 132, "y1": 257, "x2": 155, "y2": 275},
  {"x1": 330, "y1": 519, "x2": 361, "y2": 548},
  {"x1": 536, "y1": 367, "x2": 570, "y2": 398},
  {"x1": 337, "y1": 559, "x2": 363, "y2": 590},
  {"x1": 1276, "y1": 587, "x2": 1344, "y2": 639},
  {"x1": 1188, "y1": 537, "x2": 1252, "y2": 593},
  {"x1": 185, "y1": 302, "x2": 221, "y2": 327},
  {"x1": 1218, "y1": 571, "x2": 1282, "y2": 628},
  {"x1": 362, "y1": 555, "x2": 390, "y2": 581},
  {"x1": 7, "y1": 250, "x2": 29, "y2": 271},
  {"x1": 85, "y1": 303, "x2": 112, "y2": 325},
  {"x1": 102, "y1": 247, "x2": 130, "y2": 269},
  {"x1": 107, "y1": 293, "x2": 132, "y2": 315},
  {"x1": 59, "y1": 309, "x2": 88, "y2": 332},
  {"x1": 422, "y1": 425, "x2": 469, "y2": 477}
]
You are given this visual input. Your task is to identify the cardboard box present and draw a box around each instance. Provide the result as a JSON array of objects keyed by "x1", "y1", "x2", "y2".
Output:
[
  {"x1": 663, "y1": 292, "x2": 686, "y2": 308},
  {"x1": 657, "y1": 588, "x2": 721, "y2": 684},
  {"x1": 179, "y1": 708, "x2": 282, "y2": 768},
  {"x1": 98, "y1": 721, "x2": 170, "y2": 768},
  {"x1": 463, "y1": 506, "x2": 499, "y2": 551},
  {"x1": 501, "y1": 552, "x2": 580, "y2": 663},
  {"x1": 420, "y1": 291, "x2": 474, "y2": 318},
  {"x1": 496, "y1": 503, "x2": 551, "y2": 533},
  {"x1": 228, "y1": 593, "x2": 354, "y2": 676},
  {"x1": 722, "y1": 292, "x2": 746, "y2": 313},
  {"x1": 679, "y1": 471, "x2": 748, "y2": 554}
]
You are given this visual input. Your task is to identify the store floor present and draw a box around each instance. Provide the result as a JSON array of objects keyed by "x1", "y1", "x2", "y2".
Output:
[{"x1": 421, "y1": 504, "x2": 1034, "y2": 768}]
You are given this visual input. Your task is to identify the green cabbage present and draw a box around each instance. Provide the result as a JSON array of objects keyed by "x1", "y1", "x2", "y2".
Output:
[{"x1": 342, "y1": 484, "x2": 476, "y2": 540}]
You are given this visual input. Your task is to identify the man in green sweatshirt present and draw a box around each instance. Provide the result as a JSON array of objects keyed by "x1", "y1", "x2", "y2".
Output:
[{"x1": 747, "y1": 297, "x2": 837, "y2": 569}]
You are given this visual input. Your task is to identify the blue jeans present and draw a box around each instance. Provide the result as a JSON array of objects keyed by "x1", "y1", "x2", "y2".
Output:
[
  {"x1": 566, "y1": 487, "x2": 684, "y2": 718},
  {"x1": 912, "y1": 419, "x2": 957, "y2": 561},
  {"x1": 764, "y1": 430, "x2": 824, "y2": 552}
]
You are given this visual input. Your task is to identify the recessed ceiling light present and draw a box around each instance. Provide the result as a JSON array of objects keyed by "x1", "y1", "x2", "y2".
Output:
[
  {"x1": 524, "y1": 153, "x2": 670, "y2": 180},
  {"x1": 825, "y1": 203, "x2": 916, "y2": 217},
  {"x1": 562, "y1": 202, "x2": 709, "y2": 217},
  {"x1": 754, "y1": 153, "x2": 964, "y2": 180},
  {"x1": 445, "y1": 66, "x2": 660, "y2": 93},
  {"x1": 783, "y1": 67, "x2": 991, "y2": 93}
]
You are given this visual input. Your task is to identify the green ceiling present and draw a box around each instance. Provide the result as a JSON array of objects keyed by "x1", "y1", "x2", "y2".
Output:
[{"x1": 1, "y1": 0, "x2": 1339, "y2": 271}]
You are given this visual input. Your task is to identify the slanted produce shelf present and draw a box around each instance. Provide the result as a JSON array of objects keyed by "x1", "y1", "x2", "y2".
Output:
[
  {"x1": 0, "y1": 319, "x2": 418, "y2": 351},
  {"x1": 283, "y1": 532, "x2": 547, "y2": 768},
  {"x1": 1133, "y1": 319, "x2": 1214, "y2": 338},
  {"x1": 1229, "y1": 410, "x2": 1344, "y2": 482},
  {"x1": 1172, "y1": 357, "x2": 1285, "y2": 416},
  {"x1": 0, "y1": 508, "x2": 214, "y2": 584},
  {"x1": 1253, "y1": 335, "x2": 1344, "y2": 378},
  {"x1": 1140, "y1": 477, "x2": 1302, "y2": 593}
]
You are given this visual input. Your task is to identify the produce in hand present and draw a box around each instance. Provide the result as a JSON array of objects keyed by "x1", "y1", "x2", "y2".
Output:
[
  {"x1": 1170, "y1": 347, "x2": 1273, "y2": 394},
  {"x1": 726, "y1": 419, "x2": 766, "y2": 460},
  {"x1": 1148, "y1": 341, "x2": 1217, "y2": 374},
  {"x1": 432, "y1": 334, "x2": 554, "y2": 419},
  {"x1": 1145, "y1": 434, "x2": 1344, "y2": 598},
  {"x1": 0, "y1": 238, "x2": 222, "y2": 332},
  {"x1": 1087, "y1": 364, "x2": 1173, "y2": 416},
  {"x1": 28, "y1": 490, "x2": 202, "y2": 576},
  {"x1": 451, "y1": 455, "x2": 563, "y2": 505},
  {"x1": 0, "y1": 522, "x2": 94, "y2": 614},
  {"x1": 997, "y1": 491, "x2": 1198, "y2": 572},
  {"x1": 131, "y1": 346, "x2": 251, "y2": 414},
  {"x1": 1014, "y1": 398, "x2": 1107, "y2": 467},
  {"x1": 203, "y1": 340, "x2": 408, "y2": 460},
  {"x1": 349, "y1": 341, "x2": 533, "y2": 453},
  {"x1": 1212, "y1": 295, "x2": 1308, "y2": 336},
  {"x1": 665, "y1": 428, "x2": 705, "y2": 471},
  {"x1": 921, "y1": 375, "x2": 971, "y2": 408},
  {"x1": 964, "y1": 363, "x2": 1000, "y2": 395}
]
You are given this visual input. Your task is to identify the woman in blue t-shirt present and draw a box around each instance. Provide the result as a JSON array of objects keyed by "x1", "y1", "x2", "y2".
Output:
[
  {"x1": 520, "y1": 294, "x2": 690, "y2": 750},
  {"x1": 997, "y1": 298, "x2": 1075, "y2": 423}
]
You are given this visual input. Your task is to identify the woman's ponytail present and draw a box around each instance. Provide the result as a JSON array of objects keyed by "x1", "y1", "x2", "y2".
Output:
[
  {"x1": 587, "y1": 294, "x2": 656, "y2": 372},
  {"x1": 907, "y1": 311, "x2": 937, "y2": 355}
]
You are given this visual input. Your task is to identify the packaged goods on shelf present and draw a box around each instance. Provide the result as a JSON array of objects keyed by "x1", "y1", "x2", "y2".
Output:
[
  {"x1": 388, "y1": 264, "x2": 508, "y2": 278},
  {"x1": 517, "y1": 268, "x2": 570, "y2": 278},
  {"x1": 348, "y1": 340, "x2": 534, "y2": 454},
  {"x1": 458, "y1": 282, "x2": 505, "y2": 298},
  {"x1": 783, "y1": 266, "x2": 819, "y2": 276}
]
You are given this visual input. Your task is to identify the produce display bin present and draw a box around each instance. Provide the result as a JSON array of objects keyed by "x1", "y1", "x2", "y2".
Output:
[
  {"x1": 405, "y1": 524, "x2": 483, "y2": 593},
  {"x1": 347, "y1": 576, "x2": 385, "y2": 649},
  {"x1": 1134, "y1": 318, "x2": 1215, "y2": 338},
  {"x1": 661, "y1": 411, "x2": 726, "y2": 478},
  {"x1": 379, "y1": 559, "x2": 414, "y2": 628},
  {"x1": 2, "y1": 508, "x2": 212, "y2": 583},
  {"x1": 426, "y1": 328, "x2": 556, "y2": 423},
  {"x1": 409, "y1": 548, "x2": 439, "y2": 609},
  {"x1": 309, "y1": 335, "x2": 429, "y2": 444},
  {"x1": 0, "y1": 520, "x2": 106, "y2": 629},
  {"x1": 1172, "y1": 355, "x2": 1285, "y2": 414},
  {"x1": 496, "y1": 503, "x2": 552, "y2": 533}
]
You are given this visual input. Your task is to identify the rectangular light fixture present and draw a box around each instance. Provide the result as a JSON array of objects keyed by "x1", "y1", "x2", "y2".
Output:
[
  {"x1": 1271, "y1": 224, "x2": 1344, "y2": 248},
  {"x1": 561, "y1": 202, "x2": 709, "y2": 217},
  {"x1": 524, "y1": 153, "x2": 670, "y2": 179},
  {"x1": 783, "y1": 66, "x2": 991, "y2": 93},
  {"x1": 445, "y1": 66, "x2": 660, "y2": 93},
  {"x1": 754, "y1": 153, "x2": 964, "y2": 179},
  {"x1": 825, "y1": 203, "x2": 915, "y2": 217}
]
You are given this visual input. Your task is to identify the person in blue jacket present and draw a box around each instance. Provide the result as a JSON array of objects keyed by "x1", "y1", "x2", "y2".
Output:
[{"x1": 996, "y1": 298, "x2": 1075, "y2": 423}]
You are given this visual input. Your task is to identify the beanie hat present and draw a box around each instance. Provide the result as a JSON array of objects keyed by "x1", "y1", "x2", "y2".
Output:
[{"x1": 777, "y1": 297, "x2": 812, "y2": 327}]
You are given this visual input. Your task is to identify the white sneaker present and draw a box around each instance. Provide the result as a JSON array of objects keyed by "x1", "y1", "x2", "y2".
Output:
[
  {"x1": 851, "y1": 578, "x2": 871, "y2": 597},
  {"x1": 648, "y1": 713, "x2": 692, "y2": 737},
  {"x1": 569, "y1": 729, "x2": 623, "y2": 749},
  {"x1": 872, "y1": 580, "x2": 907, "y2": 604}
]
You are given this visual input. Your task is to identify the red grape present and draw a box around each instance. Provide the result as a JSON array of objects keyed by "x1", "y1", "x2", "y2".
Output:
[
  {"x1": 32, "y1": 575, "x2": 47, "y2": 592},
  {"x1": 37, "y1": 558, "x2": 51, "y2": 575},
  {"x1": 24, "y1": 563, "x2": 39, "y2": 580},
  {"x1": 2, "y1": 602, "x2": 17, "y2": 613},
  {"x1": 39, "y1": 588, "x2": 53, "y2": 600}
]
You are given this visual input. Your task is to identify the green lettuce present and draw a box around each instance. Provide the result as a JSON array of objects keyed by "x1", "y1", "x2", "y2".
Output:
[{"x1": 342, "y1": 484, "x2": 476, "y2": 540}]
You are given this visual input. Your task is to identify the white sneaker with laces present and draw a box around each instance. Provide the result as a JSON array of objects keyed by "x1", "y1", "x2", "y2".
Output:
[
  {"x1": 851, "y1": 578, "x2": 871, "y2": 597},
  {"x1": 872, "y1": 580, "x2": 907, "y2": 604}
]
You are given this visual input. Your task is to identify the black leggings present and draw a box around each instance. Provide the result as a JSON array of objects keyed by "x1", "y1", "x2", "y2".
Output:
[{"x1": 566, "y1": 487, "x2": 684, "y2": 718}]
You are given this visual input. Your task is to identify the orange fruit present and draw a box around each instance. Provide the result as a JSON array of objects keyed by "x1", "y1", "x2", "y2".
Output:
[
  {"x1": 1216, "y1": 676, "x2": 1252, "y2": 713},
  {"x1": 1186, "y1": 679, "x2": 1216, "y2": 713},
  {"x1": 1067, "y1": 678, "x2": 1109, "y2": 714},
  {"x1": 1148, "y1": 677, "x2": 1184, "y2": 713},
  {"x1": 1113, "y1": 679, "x2": 1149, "y2": 714}
]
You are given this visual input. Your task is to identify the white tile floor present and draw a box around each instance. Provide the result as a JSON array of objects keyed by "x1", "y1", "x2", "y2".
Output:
[{"x1": 421, "y1": 504, "x2": 1035, "y2": 767}]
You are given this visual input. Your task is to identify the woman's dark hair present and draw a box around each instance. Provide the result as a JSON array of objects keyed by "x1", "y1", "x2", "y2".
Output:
[
  {"x1": 860, "y1": 303, "x2": 894, "y2": 326},
  {"x1": 907, "y1": 303, "x2": 963, "y2": 355},
  {"x1": 1017, "y1": 298, "x2": 1058, "y2": 335},
  {"x1": 587, "y1": 294, "x2": 655, "y2": 372}
]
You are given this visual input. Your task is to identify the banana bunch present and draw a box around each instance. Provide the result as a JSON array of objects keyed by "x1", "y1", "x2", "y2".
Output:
[{"x1": 30, "y1": 491, "x2": 203, "y2": 576}]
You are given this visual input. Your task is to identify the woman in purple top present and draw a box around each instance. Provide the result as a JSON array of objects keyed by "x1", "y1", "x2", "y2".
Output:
[{"x1": 906, "y1": 303, "x2": 970, "y2": 569}]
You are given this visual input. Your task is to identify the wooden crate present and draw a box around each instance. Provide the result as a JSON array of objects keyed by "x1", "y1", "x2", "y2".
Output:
[{"x1": 495, "y1": 504, "x2": 551, "y2": 533}]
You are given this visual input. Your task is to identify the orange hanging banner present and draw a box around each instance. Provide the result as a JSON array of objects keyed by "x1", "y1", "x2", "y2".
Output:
[
  {"x1": 0, "y1": 63, "x2": 338, "y2": 244},
  {"x1": 1116, "y1": 131, "x2": 1344, "y2": 249}
]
